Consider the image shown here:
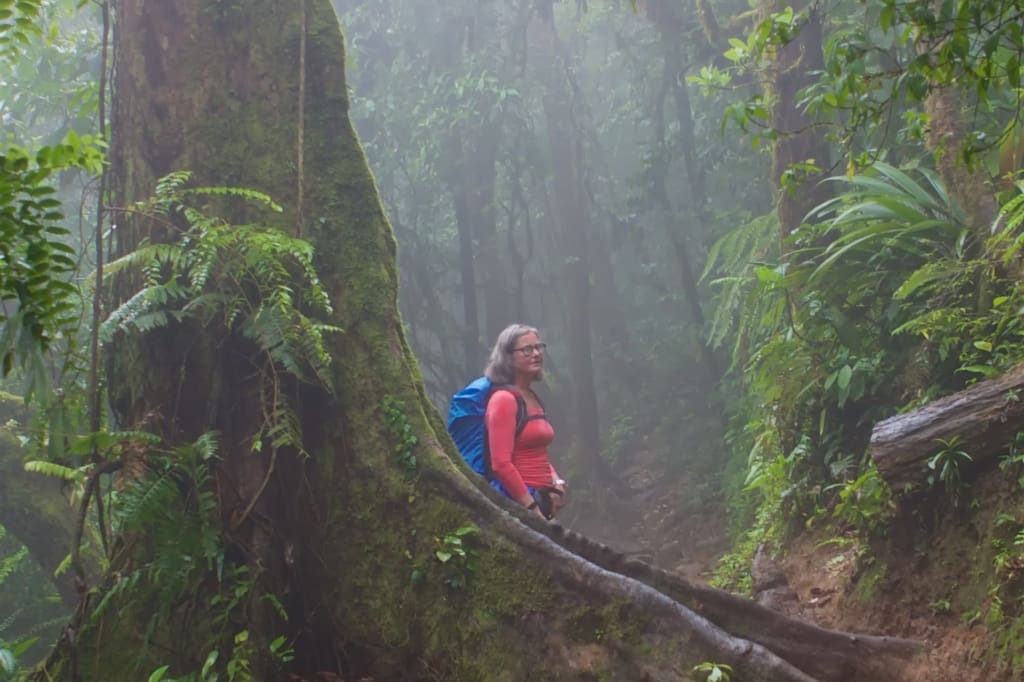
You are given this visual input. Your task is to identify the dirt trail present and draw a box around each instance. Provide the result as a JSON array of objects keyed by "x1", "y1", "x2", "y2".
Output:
[{"x1": 560, "y1": 452, "x2": 727, "y2": 583}]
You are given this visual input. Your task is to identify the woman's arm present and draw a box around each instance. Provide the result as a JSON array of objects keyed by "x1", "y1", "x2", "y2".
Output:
[{"x1": 485, "y1": 391, "x2": 531, "y2": 504}]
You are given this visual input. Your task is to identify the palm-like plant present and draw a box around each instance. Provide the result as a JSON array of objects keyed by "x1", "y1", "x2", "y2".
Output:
[{"x1": 797, "y1": 161, "x2": 968, "y2": 298}]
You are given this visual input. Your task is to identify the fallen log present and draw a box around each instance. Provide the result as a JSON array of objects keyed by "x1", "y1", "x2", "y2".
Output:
[{"x1": 869, "y1": 364, "x2": 1024, "y2": 491}]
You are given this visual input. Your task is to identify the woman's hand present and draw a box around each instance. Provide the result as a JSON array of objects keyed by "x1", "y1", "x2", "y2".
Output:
[
  {"x1": 518, "y1": 493, "x2": 546, "y2": 519},
  {"x1": 549, "y1": 480, "x2": 567, "y2": 516}
]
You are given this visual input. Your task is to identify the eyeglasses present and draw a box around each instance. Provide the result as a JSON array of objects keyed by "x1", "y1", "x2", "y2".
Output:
[{"x1": 513, "y1": 343, "x2": 547, "y2": 356}]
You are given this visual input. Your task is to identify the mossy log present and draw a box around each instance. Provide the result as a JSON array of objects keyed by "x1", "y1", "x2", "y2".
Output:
[
  {"x1": 37, "y1": 2, "x2": 922, "y2": 680},
  {"x1": 870, "y1": 364, "x2": 1024, "y2": 491}
]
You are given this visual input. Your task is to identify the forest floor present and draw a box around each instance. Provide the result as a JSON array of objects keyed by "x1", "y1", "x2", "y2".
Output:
[{"x1": 564, "y1": 456, "x2": 1024, "y2": 681}]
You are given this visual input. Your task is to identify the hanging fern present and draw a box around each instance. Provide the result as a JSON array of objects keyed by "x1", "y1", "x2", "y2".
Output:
[
  {"x1": 22, "y1": 460, "x2": 87, "y2": 483},
  {"x1": 102, "y1": 172, "x2": 342, "y2": 456},
  {"x1": 109, "y1": 433, "x2": 224, "y2": 609},
  {"x1": 116, "y1": 465, "x2": 181, "y2": 533},
  {"x1": 992, "y1": 180, "x2": 1024, "y2": 263},
  {"x1": 701, "y1": 212, "x2": 781, "y2": 361},
  {"x1": 0, "y1": 549, "x2": 27, "y2": 587}
]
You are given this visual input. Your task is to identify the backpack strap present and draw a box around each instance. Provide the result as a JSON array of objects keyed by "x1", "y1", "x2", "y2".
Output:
[
  {"x1": 513, "y1": 392, "x2": 529, "y2": 437},
  {"x1": 485, "y1": 386, "x2": 547, "y2": 480},
  {"x1": 497, "y1": 386, "x2": 545, "y2": 437}
]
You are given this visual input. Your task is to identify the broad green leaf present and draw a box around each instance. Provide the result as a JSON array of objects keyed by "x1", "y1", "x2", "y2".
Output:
[
  {"x1": 0, "y1": 649, "x2": 14, "y2": 673},
  {"x1": 148, "y1": 665, "x2": 170, "y2": 682},
  {"x1": 837, "y1": 365, "x2": 852, "y2": 390}
]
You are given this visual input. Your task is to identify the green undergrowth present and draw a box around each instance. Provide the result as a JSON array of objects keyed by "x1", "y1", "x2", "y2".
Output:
[{"x1": 826, "y1": 466, "x2": 1024, "y2": 679}]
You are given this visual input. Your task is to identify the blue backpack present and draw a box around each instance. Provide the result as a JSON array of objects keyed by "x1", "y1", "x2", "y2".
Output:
[{"x1": 447, "y1": 376, "x2": 529, "y2": 479}]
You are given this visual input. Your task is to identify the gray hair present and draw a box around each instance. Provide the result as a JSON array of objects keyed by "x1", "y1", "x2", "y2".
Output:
[{"x1": 484, "y1": 323, "x2": 539, "y2": 384}]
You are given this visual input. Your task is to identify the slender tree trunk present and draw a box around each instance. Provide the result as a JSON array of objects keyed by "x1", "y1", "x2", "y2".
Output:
[
  {"x1": 447, "y1": 126, "x2": 507, "y2": 374},
  {"x1": 920, "y1": 25, "x2": 998, "y2": 238},
  {"x1": 37, "y1": 3, "x2": 924, "y2": 680},
  {"x1": 648, "y1": 30, "x2": 724, "y2": 383},
  {"x1": 923, "y1": 86, "x2": 998, "y2": 312},
  {"x1": 446, "y1": 133, "x2": 484, "y2": 376},
  {"x1": 466, "y1": 130, "x2": 510, "y2": 342},
  {"x1": 759, "y1": 0, "x2": 831, "y2": 241},
  {"x1": 530, "y1": 4, "x2": 609, "y2": 487}
]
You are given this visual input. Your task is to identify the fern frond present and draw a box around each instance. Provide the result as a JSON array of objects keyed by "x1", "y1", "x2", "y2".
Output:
[
  {"x1": 100, "y1": 243, "x2": 189, "y2": 280},
  {"x1": 0, "y1": 608, "x2": 22, "y2": 636},
  {"x1": 0, "y1": 548, "x2": 28, "y2": 585},
  {"x1": 53, "y1": 552, "x2": 71, "y2": 578},
  {"x1": 178, "y1": 431, "x2": 220, "y2": 463},
  {"x1": 180, "y1": 186, "x2": 283, "y2": 213},
  {"x1": 893, "y1": 261, "x2": 961, "y2": 300},
  {"x1": 107, "y1": 430, "x2": 162, "y2": 445},
  {"x1": 117, "y1": 466, "x2": 179, "y2": 532},
  {"x1": 23, "y1": 460, "x2": 86, "y2": 483},
  {"x1": 91, "y1": 569, "x2": 142, "y2": 620},
  {"x1": 313, "y1": 323, "x2": 344, "y2": 337},
  {"x1": 265, "y1": 405, "x2": 303, "y2": 452},
  {"x1": 99, "y1": 288, "x2": 156, "y2": 343},
  {"x1": 155, "y1": 170, "x2": 193, "y2": 197},
  {"x1": 25, "y1": 615, "x2": 68, "y2": 637},
  {"x1": 701, "y1": 212, "x2": 778, "y2": 283},
  {"x1": 701, "y1": 213, "x2": 780, "y2": 354}
]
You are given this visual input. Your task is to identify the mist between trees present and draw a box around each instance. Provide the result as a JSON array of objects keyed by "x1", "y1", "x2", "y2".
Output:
[{"x1": 1, "y1": 0, "x2": 1024, "y2": 679}]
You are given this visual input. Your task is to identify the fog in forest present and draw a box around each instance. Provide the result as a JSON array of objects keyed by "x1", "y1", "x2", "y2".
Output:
[
  {"x1": 5, "y1": 0, "x2": 1024, "y2": 678},
  {"x1": 337, "y1": 0, "x2": 752, "y2": 549}
]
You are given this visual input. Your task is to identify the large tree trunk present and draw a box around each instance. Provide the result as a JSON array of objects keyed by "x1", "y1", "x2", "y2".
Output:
[
  {"x1": 870, "y1": 364, "x2": 1024, "y2": 491},
  {"x1": 38, "y1": 2, "x2": 922, "y2": 680}
]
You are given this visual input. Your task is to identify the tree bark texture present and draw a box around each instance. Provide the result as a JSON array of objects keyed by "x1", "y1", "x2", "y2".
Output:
[
  {"x1": 919, "y1": 0, "x2": 997, "y2": 240},
  {"x1": 759, "y1": 0, "x2": 832, "y2": 240},
  {"x1": 39, "y1": 2, "x2": 923, "y2": 680},
  {"x1": 870, "y1": 363, "x2": 1024, "y2": 491}
]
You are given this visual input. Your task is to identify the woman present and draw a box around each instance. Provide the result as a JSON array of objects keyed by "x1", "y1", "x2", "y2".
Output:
[{"x1": 484, "y1": 324, "x2": 566, "y2": 519}]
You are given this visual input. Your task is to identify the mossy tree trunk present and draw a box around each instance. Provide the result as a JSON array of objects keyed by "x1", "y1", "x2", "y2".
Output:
[
  {"x1": 922, "y1": 83, "x2": 998, "y2": 313},
  {"x1": 759, "y1": 0, "x2": 832, "y2": 242},
  {"x1": 39, "y1": 2, "x2": 922, "y2": 680}
]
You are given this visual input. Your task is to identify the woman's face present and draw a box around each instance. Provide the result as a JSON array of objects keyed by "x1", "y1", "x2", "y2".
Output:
[{"x1": 511, "y1": 331, "x2": 545, "y2": 380}]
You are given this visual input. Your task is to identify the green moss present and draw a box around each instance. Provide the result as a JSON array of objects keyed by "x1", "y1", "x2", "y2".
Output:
[
  {"x1": 853, "y1": 557, "x2": 887, "y2": 603},
  {"x1": 563, "y1": 599, "x2": 644, "y2": 645}
]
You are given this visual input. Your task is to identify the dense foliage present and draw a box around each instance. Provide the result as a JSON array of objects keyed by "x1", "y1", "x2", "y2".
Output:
[{"x1": 3, "y1": 0, "x2": 1024, "y2": 674}]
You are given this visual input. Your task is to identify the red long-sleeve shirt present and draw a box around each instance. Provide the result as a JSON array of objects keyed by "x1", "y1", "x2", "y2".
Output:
[{"x1": 485, "y1": 389, "x2": 556, "y2": 500}]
